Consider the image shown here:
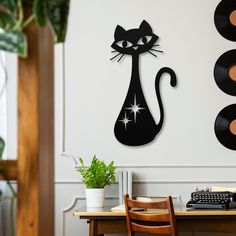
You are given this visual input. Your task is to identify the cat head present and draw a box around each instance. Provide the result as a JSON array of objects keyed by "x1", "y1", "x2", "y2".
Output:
[{"x1": 111, "y1": 20, "x2": 159, "y2": 57}]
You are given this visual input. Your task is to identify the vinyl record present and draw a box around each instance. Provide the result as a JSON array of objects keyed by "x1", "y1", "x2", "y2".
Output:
[
  {"x1": 214, "y1": 49, "x2": 236, "y2": 96},
  {"x1": 214, "y1": 0, "x2": 236, "y2": 41},
  {"x1": 214, "y1": 104, "x2": 236, "y2": 150}
]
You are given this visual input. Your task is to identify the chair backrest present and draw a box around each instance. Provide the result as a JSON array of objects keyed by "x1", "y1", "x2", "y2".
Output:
[{"x1": 124, "y1": 194, "x2": 178, "y2": 236}]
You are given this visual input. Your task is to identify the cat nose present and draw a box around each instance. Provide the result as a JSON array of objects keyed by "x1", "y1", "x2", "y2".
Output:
[{"x1": 133, "y1": 46, "x2": 138, "y2": 50}]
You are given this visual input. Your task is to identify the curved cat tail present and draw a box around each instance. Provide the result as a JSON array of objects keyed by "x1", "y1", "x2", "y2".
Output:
[{"x1": 155, "y1": 67, "x2": 177, "y2": 133}]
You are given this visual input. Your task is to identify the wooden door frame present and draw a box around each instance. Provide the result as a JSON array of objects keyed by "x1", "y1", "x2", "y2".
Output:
[{"x1": 17, "y1": 16, "x2": 55, "y2": 236}]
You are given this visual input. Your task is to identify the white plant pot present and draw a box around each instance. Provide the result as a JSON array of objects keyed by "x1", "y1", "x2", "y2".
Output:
[{"x1": 85, "y1": 188, "x2": 105, "y2": 208}]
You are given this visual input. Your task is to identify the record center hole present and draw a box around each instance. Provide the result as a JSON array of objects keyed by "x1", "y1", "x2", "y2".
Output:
[
  {"x1": 229, "y1": 119, "x2": 236, "y2": 135},
  {"x1": 229, "y1": 10, "x2": 236, "y2": 26},
  {"x1": 229, "y1": 65, "x2": 236, "y2": 81}
]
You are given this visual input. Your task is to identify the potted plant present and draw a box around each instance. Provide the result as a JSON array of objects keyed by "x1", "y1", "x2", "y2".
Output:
[
  {"x1": 76, "y1": 155, "x2": 116, "y2": 208},
  {"x1": 0, "y1": 0, "x2": 70, "y2": 57},
  {"x1": 0, "y1": 1, "x2": 71, "y2": 234}
]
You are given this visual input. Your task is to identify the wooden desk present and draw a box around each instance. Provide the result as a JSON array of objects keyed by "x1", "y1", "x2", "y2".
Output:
[{"x1": 74, "y1": 206, "x2": 236, "y2": 236}]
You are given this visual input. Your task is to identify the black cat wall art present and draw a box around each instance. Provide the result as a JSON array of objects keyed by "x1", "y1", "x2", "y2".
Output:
[{"x1": 110, "y1": 20, "x2": 177, "y2": 146}]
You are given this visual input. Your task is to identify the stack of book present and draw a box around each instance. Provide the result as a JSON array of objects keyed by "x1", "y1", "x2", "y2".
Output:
[
  {"x1": 135, "y1": 196, "x2": 167, "y2": 202},
  {"x1": 111, "y1": 196, "x2": 168, "y2": 212}
]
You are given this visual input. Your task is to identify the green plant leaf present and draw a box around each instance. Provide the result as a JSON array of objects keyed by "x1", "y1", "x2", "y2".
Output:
[
  {"x1": 0, "y1": 0, "x2": 18, "y2": 12},
  {"x1": 45, "y1": 0, "x2": 70, "y2": 43},
  {"x1": 0, "y1": 11, "x2": 17, "y2": 29},
  {"x1": 76, "y1": 156, "x2": 116, "y2": 189},
  {"x1": 33, "y1": 0, "x2": 47, "y2": 27},
  {"x1": 0, "y1": 137, "x2": 5, "y2": 159},
  {"x1": 0, "y1": 30, "x2": 27, "y2": 57}
]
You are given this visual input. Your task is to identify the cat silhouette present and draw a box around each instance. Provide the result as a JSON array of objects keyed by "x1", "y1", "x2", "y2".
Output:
[{"x1": 111, "y1": 20, "x2": 177, "y2": 146}]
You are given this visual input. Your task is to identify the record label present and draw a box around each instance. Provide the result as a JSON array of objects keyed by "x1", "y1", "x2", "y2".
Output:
[
  {"x1": 229, "y1": 10, "x2": 236, "y2": 26},
  {"x1": 215, "y1": 104, "x2": 236, "y2": 150},
  {"x1": 229, "y1": 65, "x2": 236, "y2": 81},
  {"x1": 229, "y1": 119, "x2": 236, "y2": 135},
  {"x1": 214, "y1": 49, "x2": 236, "y2": 96},
  {"x1": 214, "y1": 0, "x2": 236, "y2": 41}
]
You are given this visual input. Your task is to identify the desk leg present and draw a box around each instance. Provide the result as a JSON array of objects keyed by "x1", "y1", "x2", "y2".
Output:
[{"x1": 89, "y1": 220, "x2": 104, "y2": 236}]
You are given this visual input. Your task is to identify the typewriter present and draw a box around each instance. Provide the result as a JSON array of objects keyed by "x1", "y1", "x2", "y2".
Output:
[{"x1": 186, "y1": 190, "x2": 236, "y2": 209}]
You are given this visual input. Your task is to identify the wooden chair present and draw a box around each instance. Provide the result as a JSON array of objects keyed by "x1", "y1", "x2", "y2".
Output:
[{"x1": 124, "y1": 194, "x2": 178, "y2": 236}]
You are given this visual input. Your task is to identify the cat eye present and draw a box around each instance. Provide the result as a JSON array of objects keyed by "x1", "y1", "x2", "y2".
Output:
[
  {"x1": 137, "y1": 36, "x2": 152, "y2": 45},
  {"x1": 116, "y1": 40, "x2": 133, "y2": 48}
]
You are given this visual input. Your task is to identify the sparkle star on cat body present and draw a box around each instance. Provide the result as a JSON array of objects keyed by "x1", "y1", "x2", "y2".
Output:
[
  {"x1": 126, "y1": 95, "x2": 145, "y2": 123},
  {"x1": 119, "y1": 112, "x2": 132, "y2": 130}
]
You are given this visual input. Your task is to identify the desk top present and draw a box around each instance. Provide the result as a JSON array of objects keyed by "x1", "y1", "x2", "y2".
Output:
[{"x1": 74, "y1": 206, "x2": 236, "y2": 217}]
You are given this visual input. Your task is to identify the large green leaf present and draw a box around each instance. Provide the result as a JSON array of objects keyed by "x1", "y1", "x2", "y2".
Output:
[
  {"x1": 0, "y1": 137, "x2": 5, "y2": 159},
  {"x1": 45, "y1": 0, "x2": 70, "y2": 43},
  {"x1": 0, "y1": 0, "x2": 18, "y2": 12},
  {"x1": 33, "y1": 0, "x2": 47, "y2": 27},
  {"x1": 0, "y1": 11, "x2": 16, "y2": 29},
  {"x1": 0, "y1": 30, "x2": 27, "y2": 57}
]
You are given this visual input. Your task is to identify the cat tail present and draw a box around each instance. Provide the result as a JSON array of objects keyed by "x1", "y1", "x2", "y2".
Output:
[{"x1": 155, "y1": 67, "x2": 177, "y2": 132}]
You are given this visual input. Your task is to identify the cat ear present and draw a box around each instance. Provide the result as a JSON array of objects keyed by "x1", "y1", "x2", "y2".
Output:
[
  {"x1": 139, "y1": 20, "x2": 152, "y2": 34},
  {"x1": 114, "y1": 25, "x2": 126, "y2": 40}
]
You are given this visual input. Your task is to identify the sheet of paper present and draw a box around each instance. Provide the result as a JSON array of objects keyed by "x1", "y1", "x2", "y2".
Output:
[{"x1": 111, "y1": 205, "x2": 125, "y2": 212}]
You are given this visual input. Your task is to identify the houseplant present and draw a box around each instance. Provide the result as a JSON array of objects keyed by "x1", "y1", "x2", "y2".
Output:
[
  {"x1": 76, "y1": 155, "x2": 116, "y2": 208},
  {"x1": 0, "y1": 1, "x2": 71, "y2": 234},
  {"x1": 0, "y1": 0, "x2": 70, "y2": 57},
  {"x1": 0, "y1": 0, "x2": 70, "y2": 166}
]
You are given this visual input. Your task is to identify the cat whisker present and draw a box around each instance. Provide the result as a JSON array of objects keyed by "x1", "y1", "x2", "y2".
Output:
[
  {"x1": 111, "y1": 50, "x2": 117, "y2": 53},
  {"x1": 153, "y1": 44, "x2": 160, "y2": 47},
  {"x1": 148, "y1": 51, "x2": 157, "y2": 57},
  {"x1": 150, "y1": 49, "x2": 163, "y2": 53},
  {"x1": 110, "y1": 53, "x2": 121, "y2": 61},
  {"x1": 118, "y1": 54, "x2": 125, "y2": 62}
]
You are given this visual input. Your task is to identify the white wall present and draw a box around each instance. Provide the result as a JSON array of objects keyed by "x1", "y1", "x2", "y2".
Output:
[{"x1": 53, "y1": 0, "x2": 236, "y2": 235}]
